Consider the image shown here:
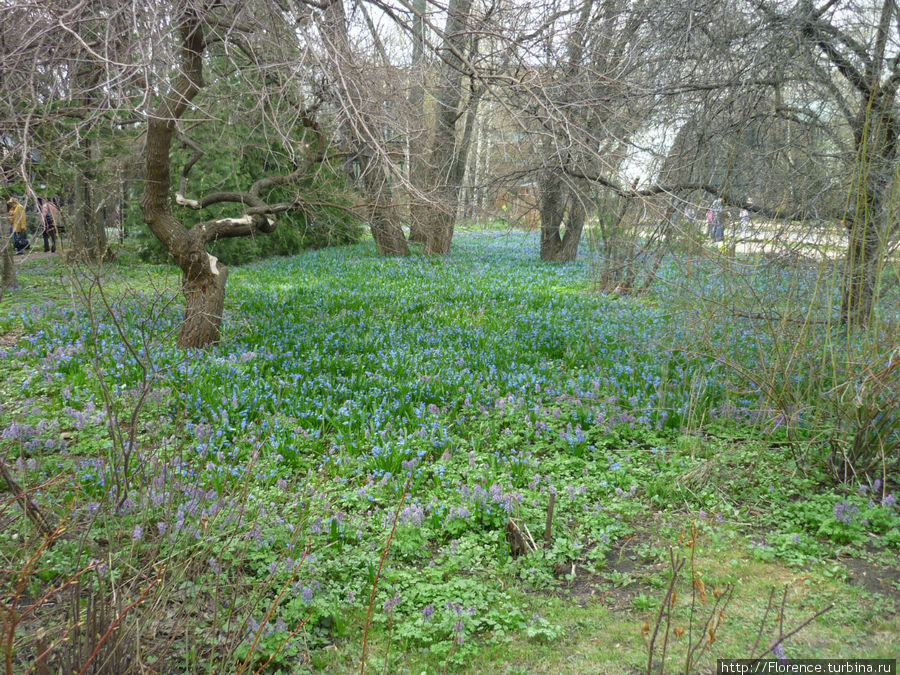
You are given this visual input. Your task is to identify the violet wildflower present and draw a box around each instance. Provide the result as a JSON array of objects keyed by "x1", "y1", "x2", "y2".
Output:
[
  {"x1": 132, "y1": 525, "x2": 143, "y2": 542},
  {"x1": 383, "y1": 593, "x2": 401, "y2": 613},
  {"x1": 770, "y1": 641, "x2": 788, "y2": 664},
  {"x1": 422, "y1": 603, "x2": 434, "y2": 620},
  {"x1": 453, "y1": 620, "x2": 465, "y2": 644},
  {"x1": 833, "y1": 500, "x2": 859, "y2": 524}
]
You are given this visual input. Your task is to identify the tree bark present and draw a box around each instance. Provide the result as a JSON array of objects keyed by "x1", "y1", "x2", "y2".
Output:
[
  {"x1": 421, "y1": 0, "x2": 474, "y2": 256},
  {"x1": 840, "y1": 88, "x2": 895, "y2": 327},
  {"x1": 180, "y1": 255, "x2": 229, "y2": 348},
  {"x1": 324, "y1": 0, "x2": 409, "y2": 256},
  {"x1": 140, "y1": 12, "x2": 225, "y2": 349},
  {"x1": 359, "y1": 147, "x2": 410, "y2": 256},
  {"x1": 539, "y1": 171, "x2": 586, "y2": 262},
  {"x1": 68, "y1": 63, "x2": 108, "y2": 262},
  {"x1": 1, "y1": 220, "x2": 16, "y2": 291},
  {"x1": 407, "y1": 0, "x2": 429, "y2": 244},
  {"x1": 536, "y1": 0, "x2": 595, "y2": 263}
]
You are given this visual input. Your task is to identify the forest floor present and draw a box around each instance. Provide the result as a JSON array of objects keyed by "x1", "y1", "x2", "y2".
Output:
[{"x1": 0, "y1": 230, "x2": 897, "y2": 673}]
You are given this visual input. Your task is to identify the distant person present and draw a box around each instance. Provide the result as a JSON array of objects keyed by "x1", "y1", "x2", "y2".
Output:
[
  {"x1": 38, "y1": 197, "x2": 59, "y2": 253},
  {"x1": 7, "y1": 197, "x2": 29, "y2": 254}
]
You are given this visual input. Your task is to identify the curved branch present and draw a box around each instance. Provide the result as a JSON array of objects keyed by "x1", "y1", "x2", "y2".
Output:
[
  {"x1": 194, "y1": 213, "x2": 277, "y2": 243},
  {"x1": 140, "y1": 9, "x2": 205, "y2": 257}
]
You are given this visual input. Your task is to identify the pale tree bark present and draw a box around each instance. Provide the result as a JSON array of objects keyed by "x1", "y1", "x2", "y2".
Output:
[
  {"x1": 538, "y1": 170, "x2": 587, "y2": 262},
  {"x1": 841, "y1": 93, "x2": 895, "y2": 327}
]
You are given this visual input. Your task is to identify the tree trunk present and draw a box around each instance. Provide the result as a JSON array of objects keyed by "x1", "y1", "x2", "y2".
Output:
[
  {"x1": 407, "y1": 0, "x2": 429, "y2": 244},
  {"x1": 840, "y1": 90, "x2": 895, "y2": 327},
  {"x1": 841, "y1": 218, "x2": 881, "y2": 327},
  {"x1": 424, "y1": 208, "x2": 455, "y2": 255},
  {"x1": 539, "y1": 172, "x2": 585, "y2": 262},
  {"x1": 362, "y1": 151, "x2": 410, "y2": 256},
  {"x1": 420, "y1": 0, "x2": 474, "y2": 255},
  {"x1": 68, "y1": 63, "x2": 108, "y2": 263},
  {"x1": 1, "y1": 222, "x2": 16, "y2": 291},
  {"x1": 324, "y1": 0, "x2": 409, "y2": 256},
  {"x1": 179, "y1": 255, "x2": 229, "y2": 348}
]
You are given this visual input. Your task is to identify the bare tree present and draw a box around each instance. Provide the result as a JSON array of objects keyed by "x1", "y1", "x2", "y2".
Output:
[
  {"x1": 756, "y1": 0, "x2": 900, "y2": 326},
  {"x1": 316, "y1": 0, "x2": 411, "y2": 256},
  {"x1": 141, "y1": 3, "x2": 331, "y2": 347},
  {"x1": 416, "y1": 0, "x2": 478, "y2": 255}
]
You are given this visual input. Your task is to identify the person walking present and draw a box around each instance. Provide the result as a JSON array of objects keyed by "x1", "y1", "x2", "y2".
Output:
[
  {"x1": 7, "y1": 197, "x2": 29, "y2": 254},
  {"x1": 38, "y1": 197, "x2": 59, "y2": 253}
]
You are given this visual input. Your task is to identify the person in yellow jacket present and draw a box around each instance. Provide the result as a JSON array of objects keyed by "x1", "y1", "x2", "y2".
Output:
[{"x1": 6, "y1": 197, "x2": 29, "y2": 254}]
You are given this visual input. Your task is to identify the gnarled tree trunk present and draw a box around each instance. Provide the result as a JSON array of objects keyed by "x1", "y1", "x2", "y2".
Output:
[
  {"x1": 180, "y1": 255, "x2": 229, "y2": 348},
  {"x1": 140, "y1": 12, "x2": 230, "y2": 349}
]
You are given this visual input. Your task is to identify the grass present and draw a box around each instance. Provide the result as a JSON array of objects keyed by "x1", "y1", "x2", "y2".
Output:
[{"x1": 0, "y1": 230, "x2": 897, "y2": 673}]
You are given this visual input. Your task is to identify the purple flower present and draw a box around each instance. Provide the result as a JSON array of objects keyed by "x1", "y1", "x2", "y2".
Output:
[
  {"x1": 833, "y1": 500, "x2": 859, "y2": 524},
  {"x1": 453, "y1": 620, "x2": 465, "y2": 644},
  {"x1": 209, "y1": 557, "x2": 221, "y2": 574},
  {"x1": 132, "y1": 525, "x2": 143, "y2": 542},
  {"x1": 302, "y1": 586, "x2": 313, "y2": 603},
  {"x1": 383, "y1": 593, "x2": 401, "y2": 613},
  {"x1": 770, "y1": 641, "x2": 787, "y2": 664},
  {"x1": 422, "y1": 603, "x2": 434, "y2": 620},
  {"x1": 883, "y1": 493, "x2": 897, "y2": 508}
]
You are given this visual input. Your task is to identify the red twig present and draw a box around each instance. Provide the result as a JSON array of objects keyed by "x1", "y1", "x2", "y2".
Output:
[
  {"x1": 74, "y1": 575, "x2": 160, "y2": 675},
  {"x1": 358, "y1": 475, "x2": 413, "y2": 675}
]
